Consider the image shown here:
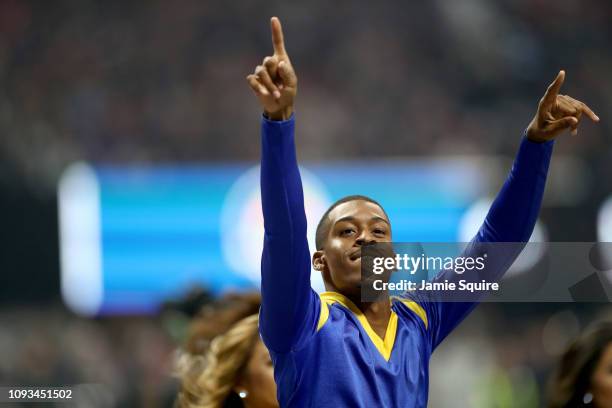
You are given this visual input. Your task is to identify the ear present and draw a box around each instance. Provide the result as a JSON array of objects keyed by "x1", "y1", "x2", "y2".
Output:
[{"x1": 312, "y1": 250, "x2": 326, "y2": 271}]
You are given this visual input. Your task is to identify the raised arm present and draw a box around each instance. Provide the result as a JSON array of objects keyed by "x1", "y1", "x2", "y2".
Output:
[
  {"x1": 422, "y1": 71, "x2": 600, "y2": 348},
  {"x1": 247, "y1": 17, "x2": 321, "y2": 353},
  {"x1": 476, "y1": 70, "x2": 598, "y2": 244}
]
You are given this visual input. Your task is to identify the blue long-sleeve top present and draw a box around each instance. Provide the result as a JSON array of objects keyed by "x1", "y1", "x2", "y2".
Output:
[{"x1": 259, "y1": 114, "x2": 553, "y2": 408}]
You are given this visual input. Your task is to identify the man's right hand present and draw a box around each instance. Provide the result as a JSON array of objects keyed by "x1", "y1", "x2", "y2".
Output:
[{"x1": 246, "y1": 17, "x2": 297, "y2": 121}]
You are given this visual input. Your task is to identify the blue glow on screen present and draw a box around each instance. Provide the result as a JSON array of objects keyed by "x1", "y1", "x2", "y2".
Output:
[{"x1": 60, "y1": 160, "x2": 486, "y2": 315}]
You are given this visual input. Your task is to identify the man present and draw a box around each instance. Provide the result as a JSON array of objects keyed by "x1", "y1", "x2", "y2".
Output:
[{"x1": 247, "y1": 17, "x2": 599, "y2": 407}]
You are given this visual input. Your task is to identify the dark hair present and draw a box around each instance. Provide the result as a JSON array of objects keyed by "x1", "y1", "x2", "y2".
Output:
[
  {"x1": 314, "y1": 195, "x2": 388, "y2": 250},
  {"x1": 547, "y1": 322, "x2": 612, "y2": 408},
  {"x1": 185, "y1": 292, "x2": 261, "y2": 355},
  {"x1": 174, "y1": 292, "x2": 262, "y2": 408}
]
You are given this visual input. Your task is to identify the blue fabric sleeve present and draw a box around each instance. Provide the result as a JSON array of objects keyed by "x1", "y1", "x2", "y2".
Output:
[
  {"x1": 259, "y1": 114, "x2": 321, "y2": 353},
  {"x1": 420, "y1": 134, "x2": 554, "y2": 349}
]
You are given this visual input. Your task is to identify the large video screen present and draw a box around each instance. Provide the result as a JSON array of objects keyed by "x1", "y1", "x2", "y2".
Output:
[{"x1": 58, "y1": 160, "x2": 487, "y2": 315}]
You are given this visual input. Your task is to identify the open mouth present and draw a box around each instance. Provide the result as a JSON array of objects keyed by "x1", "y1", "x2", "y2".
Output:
[{"x1": 349, "y1": 248, "x2": 361, "y2": 261}]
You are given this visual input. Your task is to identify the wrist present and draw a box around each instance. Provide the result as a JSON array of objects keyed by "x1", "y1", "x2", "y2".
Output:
[
  {"x1": 264, "y1": 106, "x2": 293, "y2": 121},
  {"x1": 526, "y1": 126, "x2": 547, "y2": 143}
]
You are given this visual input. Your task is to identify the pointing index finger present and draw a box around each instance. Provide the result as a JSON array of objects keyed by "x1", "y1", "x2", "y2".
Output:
[
  {"x1": 541, "y1": 70, "x2": 565, "y2": 109},
  {"x1": 578, "y1": 100, "x2": 600, "y2": 122},
  {"x1": 270, "y1": 16, "x2": 287, "y2": 57}
]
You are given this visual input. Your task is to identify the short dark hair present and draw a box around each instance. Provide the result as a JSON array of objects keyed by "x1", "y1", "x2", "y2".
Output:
[{"x1": 314, "y1": 195, "x2": 388, "y2": 250}]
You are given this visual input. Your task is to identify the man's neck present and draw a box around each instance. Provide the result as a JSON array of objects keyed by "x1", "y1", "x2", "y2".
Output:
[{"x1": 345, "y1": 292, "x2": 392, "y2": 340}]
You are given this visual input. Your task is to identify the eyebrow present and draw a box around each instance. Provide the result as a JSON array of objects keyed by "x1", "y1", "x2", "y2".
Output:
[{"x1": 334, "y1": 216, "x2": 390, "y2": 227}]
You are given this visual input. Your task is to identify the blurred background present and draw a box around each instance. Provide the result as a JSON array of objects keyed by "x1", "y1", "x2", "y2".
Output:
[{"x1": 1, "y1": 0, "x2": 612, "y2": 406}]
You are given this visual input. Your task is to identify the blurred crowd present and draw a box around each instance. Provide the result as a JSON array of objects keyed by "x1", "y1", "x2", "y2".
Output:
[
  {"x1": 0, "y1": 298, "x2": 608, "y2": 407},
  {"x1": 0, "y1": 306, "x2": 178, "y2": 407},
  {"x1": 0, "y1": 0, "x2": 611, "y2": 189}
]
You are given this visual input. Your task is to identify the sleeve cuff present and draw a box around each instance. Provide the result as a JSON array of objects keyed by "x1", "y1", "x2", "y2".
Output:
[
  {"x1": 262, "y1": 112, "x2": 295, "y2": 125},
  {"x1": 261, "y1": 113, "x2": 295, "y2": 145},
  {"x1": 520, "y1": 129, "x2": 555, "y2": 155}
]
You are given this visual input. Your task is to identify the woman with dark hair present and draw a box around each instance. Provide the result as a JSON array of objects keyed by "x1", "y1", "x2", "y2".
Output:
[
  {"x1": 174, "y1": 292, "x2": 278, "y2": 408},
  {"x1": 548, "y1": 322, "x2": 612, "y2": 408}
]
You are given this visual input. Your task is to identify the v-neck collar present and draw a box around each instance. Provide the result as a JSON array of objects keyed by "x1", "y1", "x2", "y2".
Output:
[{"x1": 320, "y1": 291, "x2": 398, "y2": 361}]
